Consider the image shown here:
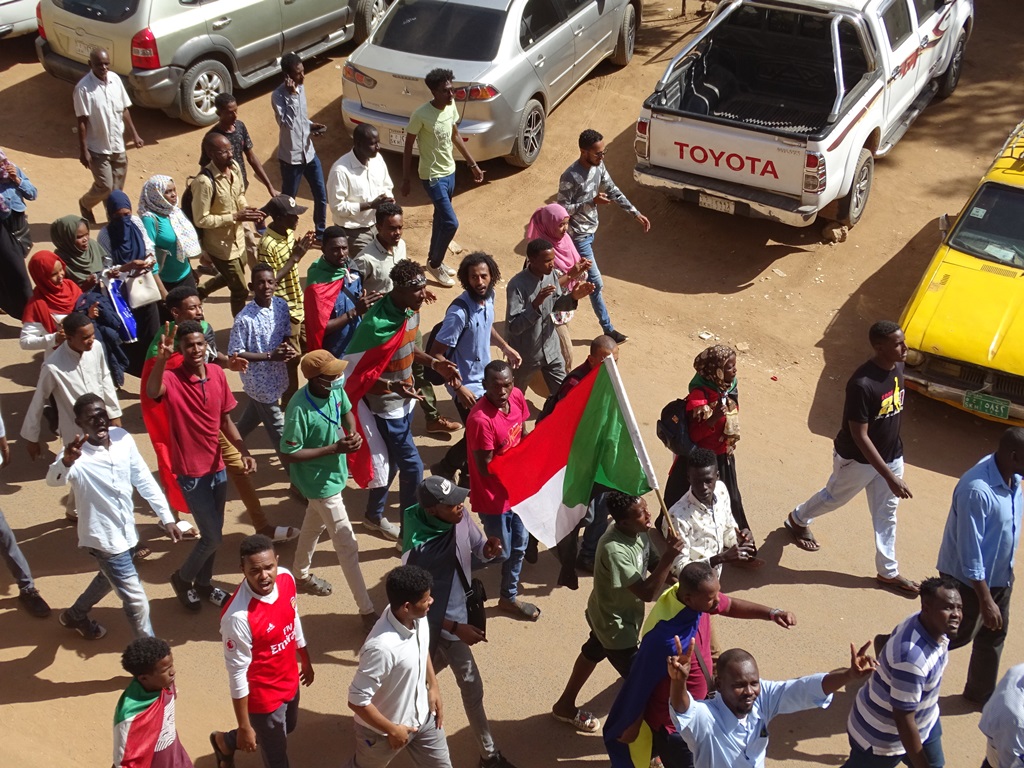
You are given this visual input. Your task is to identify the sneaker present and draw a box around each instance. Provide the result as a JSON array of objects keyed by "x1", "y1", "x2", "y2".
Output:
[
  {"x1": 426, "y1": 265, "x2": 455, "y2": 288},
  {"x1": 170, "y1": 570, "x2": 202, "y2": 612},
  {"x1": 59, "y1": 610, "x2": 107, "y2": 640},
  {"x1": 296, "y1": 573, "x2": 333, "y2": 596},
  {"x1": 425, "y1": 417, "x2": 462, "y2": 434},
  {"x1": 480, "y1": 751, "x2": 518, "y2": 768},
  {"x1": 195, "y1": 585, "x2": 229, "y2": 607},
  {"x1": 440, "y1": 262, "x2": 457, "y2": 277},
  {"x1": 18, "y1": 588, "x2": 51, "y2": 618},
  {"x1": 365, "y1": 517, "x2": 401, "y2": 541},
  {"x1": 607, "y1": 330, "x2": 628, "y2": 344}
]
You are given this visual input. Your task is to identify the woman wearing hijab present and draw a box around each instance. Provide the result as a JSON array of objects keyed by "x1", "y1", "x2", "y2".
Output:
[
  {"x1": 20, "y1": 252, "x2": 89, "y2": 353},
  {"x1": 0, "y1": 149, "x2": 37, "y2": 317},
  {"x1": 665, "y1": 344, "x2": 752, "y2": 534},
  {"x1": 137, "y1": 175, "x2": 201, "y2": 306},
  {"x1": 99, "y1": 190, "x2": 160, "y2": 376},
  {"x1": 50, "y1": 215, "x2": 107, "y2": 288},
  {"x1": 525, "y1": 203, "x2": 590, "y2": 370}
]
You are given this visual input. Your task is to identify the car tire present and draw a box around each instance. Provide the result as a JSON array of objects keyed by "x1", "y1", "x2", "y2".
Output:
[
  {"x1": 936, "y1": 30, "x2": 966, "y2": 99},
  {"x1": 610, "y1": 3, "x2": 637, "y2": 67},
  {"x1": 354, "y1": 0, "x2": 390, "y2": 42},
  {"x1": 180, "y1": 59, "x2": 231, "y2": 126},
  {"x1": 837, "y1": 148, "x2": 873, "y2": 227},
  {"x1": 505, "y1": 99, "x2": 545, "y2": 168}
]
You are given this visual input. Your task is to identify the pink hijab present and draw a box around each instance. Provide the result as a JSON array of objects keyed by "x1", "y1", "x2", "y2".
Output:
[{"x1": 526, "y1": 203, "x2": 580, "y2": 272}]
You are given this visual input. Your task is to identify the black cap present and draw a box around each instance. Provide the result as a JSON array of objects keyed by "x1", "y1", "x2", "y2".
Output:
[
  {"x1": 261, "y1": 194, "x2": 308, "y2": 218},
  {"x1": 418, "y1": 475, "x2": 469, "y2": 507}
]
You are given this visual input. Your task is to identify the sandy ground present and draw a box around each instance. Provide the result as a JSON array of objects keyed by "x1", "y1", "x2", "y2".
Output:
[{"x1": 1, "y1": 2, "x2": 1023, "y2": 765}]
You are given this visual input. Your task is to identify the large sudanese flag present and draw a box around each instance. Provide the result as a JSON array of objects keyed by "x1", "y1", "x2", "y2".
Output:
[
  {"x1": 489, "y1": 356, "x2": 657, "y2": 548},
  {"x1": 341, "y1": 296, "x2": 411, "y2": 488}
]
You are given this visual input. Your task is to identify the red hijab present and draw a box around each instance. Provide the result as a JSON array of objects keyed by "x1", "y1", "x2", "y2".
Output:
[{"x1": 23, "y1": 251, "x2": 82, "y2": 333}]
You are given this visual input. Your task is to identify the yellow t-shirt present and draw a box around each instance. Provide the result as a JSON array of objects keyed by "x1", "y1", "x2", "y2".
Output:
[{"x1": 407, "y1": 101, "x2": 459, "y2": 181}]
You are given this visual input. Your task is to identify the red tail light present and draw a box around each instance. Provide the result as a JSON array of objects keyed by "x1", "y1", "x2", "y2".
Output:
[
  {"x1": 130, "y1": 28, "x2": 160, "y2": 69},
  {"x1": 36, "y1": 3, "x2": 46, "y2": 39},
  {"x1": 343, "y1": 63, "x2": 377, "y2": 88},
  {"x1": 636, "y1": 118, "x2": 648, "y2": 136},
  {"x1": 453, "y1": 84, "x2": 499, "y2": 101}
]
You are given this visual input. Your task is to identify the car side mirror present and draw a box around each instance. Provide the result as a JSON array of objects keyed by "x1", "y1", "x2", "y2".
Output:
[{"x1": 938, "y1": 213, "x2": 951, "y2": 237}]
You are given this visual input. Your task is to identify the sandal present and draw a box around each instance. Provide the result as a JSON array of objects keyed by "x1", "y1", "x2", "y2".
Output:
[
  {"x1": 498, "y1": 597, "x2": 541, "y2": 621},
  {"x1": 210, "y1": 732, "x2": 235, "y2": 768},
  {"x1": 133, "y1": 546, "x2": 152, "y2": 560},
  {"x1": 296, "y1": 573, "x2": 333, "y2": 597},
  {"x1": 784, "y1": 514, "x2": 820, "y2": 552},
  {"x1": 876, "y1": 574, "x2": 920, "y2": 595},
  {"x1": 269, "y1": 525, "x2": 300, "y2": 543},
  {"x1": 551, "y1": 708, "x2": 600, "y2": 733}
]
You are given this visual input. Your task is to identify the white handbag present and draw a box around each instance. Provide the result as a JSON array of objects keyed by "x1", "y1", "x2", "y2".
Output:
[{"x1": 125, "y1": 269, "x2": 162, "y2": 308}]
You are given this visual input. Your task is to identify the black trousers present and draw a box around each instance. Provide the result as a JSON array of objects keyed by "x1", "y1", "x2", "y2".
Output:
[{"x1": 942, "y1": 573, "x2": 1012, "y2": 702}]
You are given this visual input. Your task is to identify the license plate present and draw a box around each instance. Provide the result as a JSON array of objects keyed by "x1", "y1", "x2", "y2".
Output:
[
  {"x1": 963, "y1": 391, "x2": 1011, "y2": 420},
  {"x1": 74, "y1": 39, "x2": 96, "y2": 58},
  {"x1": 388, "y1": 128, "x2": 406, "y2": 148},
  {"x1": 698, "y1": 193, "x2": 735, "y2": 215}
]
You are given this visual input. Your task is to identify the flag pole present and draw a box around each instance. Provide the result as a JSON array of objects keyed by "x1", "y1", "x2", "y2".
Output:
[{"x1": 602, "y1": 357, "x2": 678, "y2": 538}]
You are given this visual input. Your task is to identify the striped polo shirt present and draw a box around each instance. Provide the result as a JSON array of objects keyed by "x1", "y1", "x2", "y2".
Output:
[
  {"x1": 365, "y1": 311, "x2": 420, "y2": 420},
  {"x1": 848, "y1": 613, "x2": 949, "y2": 756}
]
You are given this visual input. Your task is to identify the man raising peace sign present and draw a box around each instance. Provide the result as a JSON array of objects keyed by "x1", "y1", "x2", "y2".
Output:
[{"x1": 47, "y1": 394, "x2": 178, "y2": 640}]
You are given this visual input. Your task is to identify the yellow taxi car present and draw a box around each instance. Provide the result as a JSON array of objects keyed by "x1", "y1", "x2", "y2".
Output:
[{"x1": 900, "y1": 120, "x2": 1024, "y2": 425}]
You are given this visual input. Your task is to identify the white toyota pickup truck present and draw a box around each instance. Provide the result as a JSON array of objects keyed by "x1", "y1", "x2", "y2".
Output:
[{"x1": 633, "y1": 0, "x2": 974, "y2": 228}]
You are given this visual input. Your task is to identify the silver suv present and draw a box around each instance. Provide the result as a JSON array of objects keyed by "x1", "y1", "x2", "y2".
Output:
[{"x1": 36, "y1": 0, "x2": 388, "y2": 125}]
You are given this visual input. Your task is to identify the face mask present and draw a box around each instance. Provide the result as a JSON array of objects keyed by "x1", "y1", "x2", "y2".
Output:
[{"x1": 320, "y1": 376, "x2": 345, "y2": 391}]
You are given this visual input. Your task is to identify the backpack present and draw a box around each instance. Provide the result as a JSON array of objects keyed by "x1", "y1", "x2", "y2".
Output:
[
  {"x1": 656, "y1": 397, "x2": 696, "y2": 457},
  {"x1": 180, "y1": 167, "x2": 215, "y2": 245},
  {"x1": 423, "y1": 296, "x2": 473, "y2": 385}
]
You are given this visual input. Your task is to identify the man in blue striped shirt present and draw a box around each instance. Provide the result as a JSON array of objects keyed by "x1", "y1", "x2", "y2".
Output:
[
  {"x1": 844, "y1": 577, "x2": 963, "y2": 768},
  {"x1": 936, "y1": 428, "x2": 1023, "y2": 704}
]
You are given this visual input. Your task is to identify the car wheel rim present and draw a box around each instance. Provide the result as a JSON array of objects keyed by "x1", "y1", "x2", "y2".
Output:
[
  {"x1": 949, "y1": 38, "x2": 964, "y2": 85},
  {"x1": 627, "y1": 11, "x2": 636, "y2": 57},
  {"x1": 523, "y1": 109, "x2": 544, "y2": 158},
  {"x1": 370, "y1": 0, "x2": 388, "y2": 29},
  {"x1": 853, "y1": 164, "x2": 870, "y2": 214},
  {"x1": 192, "y1": 72, "x2": 223, "y2": 116}
]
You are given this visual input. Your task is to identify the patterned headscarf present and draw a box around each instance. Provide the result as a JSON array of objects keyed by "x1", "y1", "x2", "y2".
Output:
[
  {"x1": 693, "y1": 344, "x2": 737, "y2": 391},
  {"x1": 137, "y1": 175, "x2": 202, "y2": 260}
]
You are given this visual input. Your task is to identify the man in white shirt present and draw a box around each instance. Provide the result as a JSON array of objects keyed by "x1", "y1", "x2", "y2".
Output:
[
  {"x1": 22, "y1": 312, "x2": 122, "y2": 520},
  {"x1": 74, "y1": 48, "x2": 144, "y2": 224},
  {"x1": 347, "y1": 565, "x2": 452, "y2": 768},
  {"x1": 663, "y1": 447, "x2": 759, "y2": 578},
  {"x1": 979, "y1": 663, "x2": 1024, "y2": 768},
  {"x1": 328, "y1": 124, "x2": 395, "y2": 256},
  {"x1": 47, "y1": 394, "x2": 178, "y2": 640}
]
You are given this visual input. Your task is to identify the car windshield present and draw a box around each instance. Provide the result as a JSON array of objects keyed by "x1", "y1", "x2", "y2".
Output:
[
  {"x1": 53, "y1": 0, "x2": 140, "y2": 23},
  {"x1": 948, "y1": 182, "x2": 1024, "y2": 268},
  {"x1": 371, "y1": 0, "x2": 506, "y2": 62}
]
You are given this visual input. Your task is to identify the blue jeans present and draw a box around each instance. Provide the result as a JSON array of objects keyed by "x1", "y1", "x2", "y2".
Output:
[
  {"x1": 0, "y1": 506, "x2": 34, "y2": 592},
  {"x1": 572, "y1": 233, "x2": 614, "y2": 333},
  {"x1": 365, "y1": 413, "x2": 423, "y2": 527},
  {"x1": 842, "y1": 719, "x2": 944, "y2": 768},
  {"x1": 177, "y1": 469, "x2": 228, "y2": 587},
  {"x1": 68, "y1": 547, "x2": 153, "y2": 638},
  {"x1": 280, "y1": 155, "x2": 327, "y2": 237},
  {"x1": 422, "y1": 173, "x2": 458, "y2": 268},
  {"x1": 480, "y1": 511, "x2": 528, "y2": 602}
]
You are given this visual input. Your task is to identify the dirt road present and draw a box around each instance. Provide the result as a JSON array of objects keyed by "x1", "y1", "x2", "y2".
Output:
[{"x1": 1, "y1": 2, "x2": 1022, "y2": 766}]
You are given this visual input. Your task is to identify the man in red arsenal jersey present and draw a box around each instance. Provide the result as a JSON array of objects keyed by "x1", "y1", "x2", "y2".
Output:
[{"x1": 210, "y1": 535, "x2": 313, "y2": 768}]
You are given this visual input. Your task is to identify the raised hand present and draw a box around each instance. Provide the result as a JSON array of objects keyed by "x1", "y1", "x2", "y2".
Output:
[
  {"x1": 155, "y1": 321, "x2": 174, "y2": 360},
  {"x1": 62, "y1": 434, "x2": 88, "y2": 467},
  {"x1": 848, "y1": 641, "x2": 878, "y2": 679},
  {"x1": 667, "y1": 635, "x2": 695, "y2": 682}
]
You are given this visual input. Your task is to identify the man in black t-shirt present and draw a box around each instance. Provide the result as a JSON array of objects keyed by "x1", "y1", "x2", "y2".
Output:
[
  {"x1": 198, "y1": 93, "x2": 278, "y2": 197},
  {"x1": 784, "y1": 320, "x2": 920, "y2": 595}
]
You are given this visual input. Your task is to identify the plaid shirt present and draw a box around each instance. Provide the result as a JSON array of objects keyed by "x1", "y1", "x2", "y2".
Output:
[{"x1": 258, "y1": 227, "x2": 305, "y2": 323}]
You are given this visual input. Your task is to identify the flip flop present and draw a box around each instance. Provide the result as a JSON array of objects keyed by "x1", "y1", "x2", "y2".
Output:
[
  {"x1": 551, "y1": 708, "x2": 600, "y2": 733},
  {"x1": 133, "y1": 546, "x2": 152, "y2": 560},
  {"x1": 271, "y1": 526, "x2": 300, "y2": 543},
  {"x1": 876, "y1": 574, "x2": 920, "y2": 595},
  {"x1": 209, "y1": 732, "x2": 235, "y2": 768},
  {"x1": 784, "y1": 515, "x2": 820, "y2": 552},
  {"x1": 498, "y1": 598, "x2": 541, "y2": 621}
]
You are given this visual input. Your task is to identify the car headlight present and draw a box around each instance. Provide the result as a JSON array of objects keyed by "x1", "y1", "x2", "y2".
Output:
[{"x1": 905, "y1": 349, "x2": 926, "y2": 367}]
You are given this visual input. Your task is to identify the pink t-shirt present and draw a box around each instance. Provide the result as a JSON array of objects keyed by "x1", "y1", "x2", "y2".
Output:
[
  {"x1": 161, "y1": 363, "x2": 237, "y2": 477},
  {"x1": 465, "y1": 388, "x2": 528, "y2": 515}
]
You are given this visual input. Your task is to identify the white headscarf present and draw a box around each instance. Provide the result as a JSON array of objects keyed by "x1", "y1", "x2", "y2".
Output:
[{"x1": 137, "y1": 175, "x2": 202, "y2": 260}]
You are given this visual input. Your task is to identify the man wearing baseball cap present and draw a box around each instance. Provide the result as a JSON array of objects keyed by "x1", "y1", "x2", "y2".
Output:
[
  {"x1": 280, "y1": 349, "x2": 378, "y2": 630},
  {"x1": 258, "y1": 194, "x2": 317, "y2": 404},
  {"x1": 401, "y1": 476, "x2": 518, "y2": 768}
]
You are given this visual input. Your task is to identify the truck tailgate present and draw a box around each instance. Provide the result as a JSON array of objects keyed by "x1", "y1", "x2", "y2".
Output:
[{"x1": 647, "y1": 114, "x2": 808, "y2": 197}]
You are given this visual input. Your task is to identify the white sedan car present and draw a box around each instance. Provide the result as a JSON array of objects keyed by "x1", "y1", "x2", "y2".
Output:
[
  {"x1": 0, "y1": 0, "x2": 37, "y2": 37},
  {"x1": 341, "y1": 0, "x2": 640, "y2": 167}
]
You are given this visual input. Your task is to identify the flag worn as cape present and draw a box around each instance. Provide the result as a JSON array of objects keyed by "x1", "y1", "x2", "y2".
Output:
[
  {"x1": 112, "y1": 679, "x2": 193, "y2": 768},
  {"x1": 603, "y1": 584, "x2": 703, "y2": 768},
  {"x1": 489, "y1": 356, "x2": 655, "y2": 547},
  {"x1": 341, "y1": 296, "x2": 410, "y2": 488},
  {"x1": 303, "y1": 256, "x2": 350, "y2": 351}
]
